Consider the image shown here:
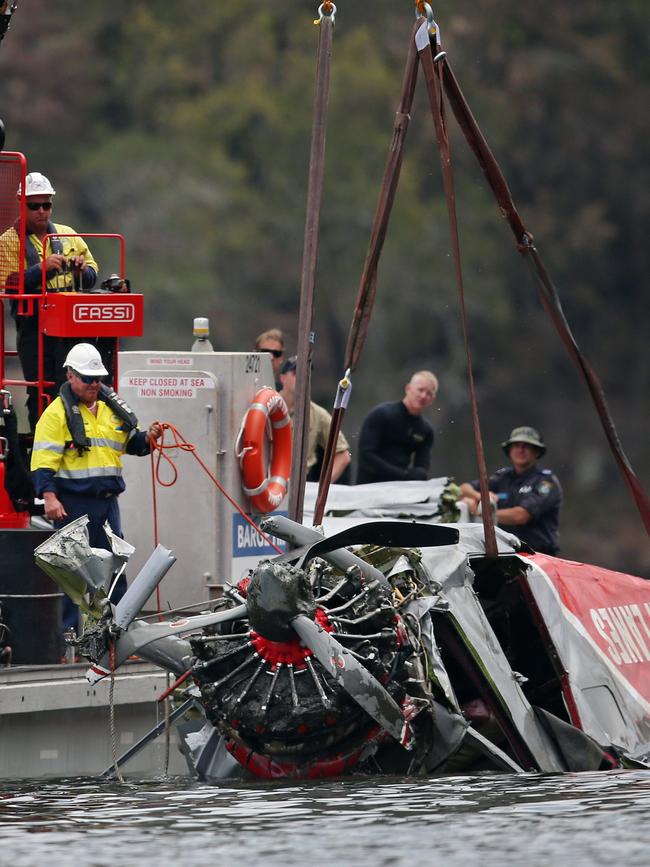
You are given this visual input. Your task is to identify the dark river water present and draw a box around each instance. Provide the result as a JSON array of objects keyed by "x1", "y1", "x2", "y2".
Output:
[{"x1": 1, "y1": 770, "x2": 649, "y2": 866}]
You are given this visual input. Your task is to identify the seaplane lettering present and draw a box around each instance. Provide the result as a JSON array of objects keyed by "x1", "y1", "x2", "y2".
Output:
[{"x1": 590, "y1": 605, "x2": 650, "y2": 666}]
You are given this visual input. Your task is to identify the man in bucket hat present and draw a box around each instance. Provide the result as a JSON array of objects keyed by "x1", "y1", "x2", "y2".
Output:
[{"x1": 459, "y1": 426, "x2": 562, "y2": 555}]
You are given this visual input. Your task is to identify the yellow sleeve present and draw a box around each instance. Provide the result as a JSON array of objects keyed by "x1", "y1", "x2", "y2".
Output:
[
  {"x1": 31, "y1": 404, "x2": 67, "y2": 474},
  {"x1": 0, "y1": 227, "x2": 20, "y2": 289}
]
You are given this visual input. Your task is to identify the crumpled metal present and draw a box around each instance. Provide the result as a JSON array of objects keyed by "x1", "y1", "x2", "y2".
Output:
[{"x1": 34, "y1": 515, "x2": 134, "y2": 619}]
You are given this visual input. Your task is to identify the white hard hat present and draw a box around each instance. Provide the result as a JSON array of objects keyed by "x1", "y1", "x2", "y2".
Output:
[
  {"x1": 17, "y1": 172, "x2": 56, "y2": 198},
  {"x1": 63, "y1": 343, "x2": 108, "y2": 377}
]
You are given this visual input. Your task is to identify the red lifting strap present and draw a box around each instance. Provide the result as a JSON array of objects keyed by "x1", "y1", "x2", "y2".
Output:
[
  {"x1": 289, "y1": 12, "x2": 335, "y2": 525},
  {"x1": 416, "y1": 24, "x2": 498, "y2": 556},
  {"x1": 313, "y1": 21, "x2": 421, "y2": 527},
  {"x1": 438, "y1": 53, "x2": 650, "y2": 537},
  {"x1": 317, "y1": 15, "x2": 650, "y2": 543}
]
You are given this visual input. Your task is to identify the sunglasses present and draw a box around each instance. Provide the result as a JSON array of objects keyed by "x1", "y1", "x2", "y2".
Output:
[
  {"x1": 261, "y1": 348, "x2": 283, "y2": 358},
  {"x1": 26, "y1": 202, "x2": 53, "y2": 211},
  {"x1": 72, "y1": 370, "x2": 102, "y2": 384}
]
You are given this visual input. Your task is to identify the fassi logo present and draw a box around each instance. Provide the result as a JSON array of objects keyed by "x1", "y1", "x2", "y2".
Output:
[{"x1": 73, "y1": 303, "x2": 135, "y2": 323}]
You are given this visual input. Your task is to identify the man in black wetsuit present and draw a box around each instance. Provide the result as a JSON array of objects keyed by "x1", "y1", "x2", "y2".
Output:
[
  {"x1": 459, "y1": 426, "x2": 562, "y2": 555},
  {"x1": 356, "y1": 370, "x2": 438, "y2": 484}
]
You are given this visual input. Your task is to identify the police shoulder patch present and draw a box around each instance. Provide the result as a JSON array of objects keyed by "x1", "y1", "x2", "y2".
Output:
[{"x1": 537, "y1": 480, "x2": 553, "y2": 496}]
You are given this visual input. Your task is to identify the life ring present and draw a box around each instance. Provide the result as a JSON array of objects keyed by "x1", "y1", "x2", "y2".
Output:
[{"x1": 238, "y1": 388, "x2": 292, "y2": 513}]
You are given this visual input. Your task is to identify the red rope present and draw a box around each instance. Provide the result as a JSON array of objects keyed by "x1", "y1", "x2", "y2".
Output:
[
  {"x1": 149, "y1": 443, "x2": 163, "y2": 618},
  {"x1": 148, "y1": 421, "x2": 284, "y2": 556}
]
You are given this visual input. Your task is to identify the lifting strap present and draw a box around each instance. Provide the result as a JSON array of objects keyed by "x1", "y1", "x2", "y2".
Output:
[
  {"x1": 289, "y1": 8, "x2": 335, "y2": 525},
  {"x1": 438, "y1": 54, "x2": 650, "y2": 536},
  {"x1": 416, "y1": 20, "x2": 498, "y2": 556},
  {"x1": 313, "y1": 20, "x2": 421, "y2": 526},
  {"x1": 0, "y1": 2, "x2": 18, "y2": 45},
  {"x1": 317, "y1": 9, "x2": 650, "y2": 542},
  {"x1": 315, "y1": 16, "x2": 498, "y2": 555}
]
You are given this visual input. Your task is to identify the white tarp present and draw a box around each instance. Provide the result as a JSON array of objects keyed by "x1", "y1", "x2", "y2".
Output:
[{"x1": 303, "y1": 478, "x2": 452, "y2": 518}]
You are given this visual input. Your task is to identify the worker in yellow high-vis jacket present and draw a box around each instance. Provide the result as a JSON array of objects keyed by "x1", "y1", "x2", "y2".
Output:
[{"x1": 31, "y1": 343, "x2": 162, "y2": 631}]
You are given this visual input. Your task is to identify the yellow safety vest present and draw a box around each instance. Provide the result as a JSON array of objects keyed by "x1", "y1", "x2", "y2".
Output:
[
  {"x1": 31, "y1": 396, "x2": 133, "y2": 498},
  {"x1": 0, "y1": 222, "x2": 98, "y2": 292}
]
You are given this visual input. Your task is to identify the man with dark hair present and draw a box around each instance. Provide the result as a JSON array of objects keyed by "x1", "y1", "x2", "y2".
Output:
[
  {"x1": 357, "y1": 371, "x2": 438, "y2": 484},
  {"x1": 459, "y1": 426, "x2": 562, "y2": 555}
]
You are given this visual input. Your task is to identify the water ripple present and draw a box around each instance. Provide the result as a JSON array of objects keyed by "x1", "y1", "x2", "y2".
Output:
[{"x1": 1, "y1": 770, "x2": 649, "y2": 866}]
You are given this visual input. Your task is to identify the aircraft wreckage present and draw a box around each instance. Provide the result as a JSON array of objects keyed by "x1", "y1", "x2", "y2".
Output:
[
  {"x1": 6, "y1": 1, "x2": 650, "y2": 782},
  {"x1": 35, "y1": 514, "x2": 650, "y2": 780}
]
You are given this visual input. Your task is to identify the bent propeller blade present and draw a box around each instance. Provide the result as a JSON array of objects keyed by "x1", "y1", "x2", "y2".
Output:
[
  {"x1": 113, "y1": 544, "x2": 177, "y2": 629},
  {"x1": 291, "y1": 613, "x2": 405, "y2": 742},
  {"x1": 85, "y1": 604, "x2": 248, "y2": 682}
]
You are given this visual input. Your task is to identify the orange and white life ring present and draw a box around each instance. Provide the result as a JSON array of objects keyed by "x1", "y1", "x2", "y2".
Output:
[{"x1": 238, "y1": 387, "x2": 292, "y2": 514}]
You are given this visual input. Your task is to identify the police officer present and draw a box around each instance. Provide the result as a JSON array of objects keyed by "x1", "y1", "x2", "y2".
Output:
[
  {"x1": 31, "y1": 343, "x2": 162, "y2": 631},
  {"x1": 459, "y1": 426, "x2": 562, "y2": 555}
]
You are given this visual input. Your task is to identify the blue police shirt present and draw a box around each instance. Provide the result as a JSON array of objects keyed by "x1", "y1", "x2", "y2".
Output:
[{"x1": 471, "y1": 464, "x2": 562, "y2": 555}]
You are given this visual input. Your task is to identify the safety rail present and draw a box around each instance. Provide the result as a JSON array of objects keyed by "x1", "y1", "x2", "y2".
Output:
[
  {"x1": 0, "y1": 152, "x2": 144, "y2": 425},
  {"x1": 0, "y1": 229, "x2": 138, "y2": 419}
]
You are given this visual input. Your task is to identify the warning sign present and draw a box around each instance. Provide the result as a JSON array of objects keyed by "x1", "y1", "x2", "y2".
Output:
[
  {"x1": 146, "y1": 357, "x2": 194, "y2": 367},
  {"x1": 119, "y1": 374, "x2": 213, "y2": 399}
]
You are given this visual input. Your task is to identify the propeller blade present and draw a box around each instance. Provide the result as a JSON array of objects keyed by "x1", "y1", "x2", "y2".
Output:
[
  {"x1": 296, "y1": 520, "x2": 460, "y2": 572},
  {"x1": 136, "y1": 634, "x2": 191, "y2": 676},
  {"x1": 85, "y1": 604, "x2": 248, "y2": 683},
  {"x1": 194, "y1": 726, "x2": 224, "y2": 780},
  {"x1": 291, "y1": 613, "x2": 405, "y2": 742},
  {"x1": 260, "y1": 515, "x2": 389, "y2": 587},
  {"x1": 113, "y1": 544, "x2": 177, "y2": 629}
]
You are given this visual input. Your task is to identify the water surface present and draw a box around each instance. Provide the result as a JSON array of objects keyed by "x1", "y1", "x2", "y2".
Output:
[{"x1": 2, "y1": 770, "x2": 648, "y2": 866}]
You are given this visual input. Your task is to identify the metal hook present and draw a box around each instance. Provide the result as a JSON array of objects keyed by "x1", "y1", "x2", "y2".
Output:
[
  {"x1": 314, "y1": 2, "x2": 336, "y2": 26},
  {"x1": 415, "y1": 1, "x2": 433, "y2": 24},
  {"x1": 415, "y1": 2, "x2": 441, "y2": 46}
]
